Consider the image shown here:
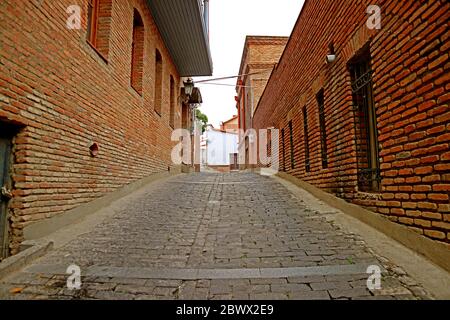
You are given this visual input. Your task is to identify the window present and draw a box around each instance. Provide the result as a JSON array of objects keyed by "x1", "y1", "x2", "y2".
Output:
[
  {"x1": 87, "y1": 0, "x2": 112, "y2": 59},
  {"x1": 169, "y1": 76, "x2": 175, "y2": 128},
  {"x1": 281, "y1": 128, "x2": 286, "y2": 172},
  {"x1": 317, "y1": 89, "x2": 328, "y2": 168},
  {"x1": 303, "y1": 106, "x2": 310, "y2": 172},
  {"x1": 131, "y1": 9, "x2": 144, "y2": 95},
  {"x1": 154, "y1": 49, "x2": 163, "y2": 115},
  {"x1": 349, "y1": 47, "x2": 380, "y2": 192},
  {"x1": 289, "y1": 121, "x2": 295, "y2": 169},
  {"x1": 267, "y1": 129, "x2": 272, "y2": 159}
]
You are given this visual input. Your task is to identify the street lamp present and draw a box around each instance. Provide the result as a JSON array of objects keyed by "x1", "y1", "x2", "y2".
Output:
[{"x1": 183, "y1": 78, "x2": 194, "y2": 96}]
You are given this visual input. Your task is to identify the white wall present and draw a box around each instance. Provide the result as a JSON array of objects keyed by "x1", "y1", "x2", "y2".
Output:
[{"x1": 205, "y1": 129, "x2": 238, "y2": 166}]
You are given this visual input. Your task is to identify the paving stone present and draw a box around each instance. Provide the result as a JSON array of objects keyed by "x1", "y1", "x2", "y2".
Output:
[
  {"x1": 310, "y1": 281, "x2": 351, "y2": 291},
  {"x1": 289, "y1": 291, "x2": 330, "y2": 300},
  {"x1": 115, "y1": 285, "x2": 155, "y2": 295},
  {"x1": 251, "y1": 292, "x2": 289, "y2": 300},
  {"x1": 273, "y1": 283, "x2": 312, "y2": 293},
  {"x1": 328, "y1": 288, "x2": 372, "y2": 299}
]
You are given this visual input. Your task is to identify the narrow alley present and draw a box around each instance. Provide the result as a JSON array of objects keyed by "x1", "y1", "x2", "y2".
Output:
[{"x1": 0, "y1": 172, "x2": 435, "y2": 300}]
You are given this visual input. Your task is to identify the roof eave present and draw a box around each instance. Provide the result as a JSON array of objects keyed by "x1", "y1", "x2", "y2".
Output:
[{"x1": 148, "y1": 0, "x2": 213, "y2": 77}]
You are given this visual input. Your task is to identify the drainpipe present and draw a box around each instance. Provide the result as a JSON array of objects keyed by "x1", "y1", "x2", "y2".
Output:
[{"x1": 203, "y1": 0, "x2": 209, "y2": 39}]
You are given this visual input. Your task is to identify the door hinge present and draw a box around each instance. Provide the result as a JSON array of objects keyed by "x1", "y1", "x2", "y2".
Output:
[{"x1": 1, "y1": 187, "x2": 13, "y2": 199}]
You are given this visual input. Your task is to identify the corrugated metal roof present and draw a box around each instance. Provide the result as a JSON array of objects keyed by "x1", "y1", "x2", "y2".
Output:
[{"x1": 148, "y1": 0, "x2": 213, "y2": 76}]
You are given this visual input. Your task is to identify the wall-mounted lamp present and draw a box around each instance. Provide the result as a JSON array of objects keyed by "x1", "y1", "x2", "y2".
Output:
[
  {"x1": 326, "y1": 54, "x2": 336, "y2": 64},
  {"x1": 326, "y1": 42, "x2": 336, "y2": 64},
  {"x1": 183, "y1": 78, "x2": 194, "y2": 96}
]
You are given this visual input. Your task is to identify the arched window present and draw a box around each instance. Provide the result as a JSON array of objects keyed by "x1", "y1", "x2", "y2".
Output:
[
  {"x1": 87, "y1": 0, "x2": 112, "y2": 59},
  {"x1": 169, "y1": 75, "x2": 176, "y2": 128},
  {"x1": 154, "y1": 49, "x2": 163, "y2": 115},
  {"x1": 131, "y1": 9, "x2": 144, "y2": 95}
]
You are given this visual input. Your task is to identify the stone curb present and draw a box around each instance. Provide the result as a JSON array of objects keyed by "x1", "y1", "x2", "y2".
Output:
[{"x1": 0, "y1": 240, "x2": 54, "y2": 280}]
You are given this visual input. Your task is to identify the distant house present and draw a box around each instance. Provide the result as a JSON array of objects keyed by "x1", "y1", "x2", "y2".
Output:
[
  {"x1": 220, "y1": 115, "x2": 239, "y2": 134},
  {"x1": 202, "y1": 120, "x2": 239, "y2": 172}
]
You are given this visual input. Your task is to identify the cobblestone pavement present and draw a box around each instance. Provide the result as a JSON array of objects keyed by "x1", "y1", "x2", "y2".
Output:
[{"x1": 0, "y1": 172, "x2": 433, "y2": 300}]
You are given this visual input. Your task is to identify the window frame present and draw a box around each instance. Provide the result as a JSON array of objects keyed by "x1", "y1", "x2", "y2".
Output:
[
  {"x1": 87, "y1": 0, "x2": 99, "y2": 47},
  {"x1": 349, "y1": 48, "x2": 381, "y2": 192},
  {"x1": 130, "y1": 9, "x2": 145, "y2": 95}
]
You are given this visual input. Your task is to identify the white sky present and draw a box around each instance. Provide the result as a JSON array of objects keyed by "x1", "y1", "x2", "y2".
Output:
[{"x1": 195, "y1": 0, "x2": 305, "y2": 127}]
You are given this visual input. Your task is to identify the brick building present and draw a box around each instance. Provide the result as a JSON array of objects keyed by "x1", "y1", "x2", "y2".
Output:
[
  {"x1": 220, "y1": 115, "x2": 239, "y2": 134},
  {"x1": 252, "y1": 0, "x2": 449, "y2": 244},
  {"x1": 235, "y1": 36, "x2": 288, "y2": 168},
  {"x1": 0, "y1": 0, "x2": 212, "y2": 257}
]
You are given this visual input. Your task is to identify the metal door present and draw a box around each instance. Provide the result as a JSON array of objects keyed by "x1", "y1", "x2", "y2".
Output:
[{"x1": 0, "y1": 131, "x2": 13, "y2": 260}]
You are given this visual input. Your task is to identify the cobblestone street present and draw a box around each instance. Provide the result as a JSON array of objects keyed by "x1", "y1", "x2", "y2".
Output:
[{"x1": 0, "y1": 172, "x2": 434, "y2": 300}]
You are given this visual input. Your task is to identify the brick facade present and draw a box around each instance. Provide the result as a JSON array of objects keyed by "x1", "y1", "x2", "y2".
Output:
[
  {"x1": 252, "y1": 0, "x2": 450, "y2": 245},
  {"x1": 236, "y1": 36, "x2": 288, "y2": 168},
  {"x1": 220, "y1": 115, "x2": 239, "y2": 133},
  {"x1": 0, "y1": 0, "x2": 186, "y2": 253}
]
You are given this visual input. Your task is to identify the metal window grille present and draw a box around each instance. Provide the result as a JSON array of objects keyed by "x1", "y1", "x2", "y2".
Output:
[{"x1": 349, "y1": 50, "x2": 381, "y2": 192}]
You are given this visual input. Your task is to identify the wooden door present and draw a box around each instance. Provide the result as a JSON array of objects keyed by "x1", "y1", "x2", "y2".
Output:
[{"x1": 230, "y1": 153, "x2": 238, "y2": 171}]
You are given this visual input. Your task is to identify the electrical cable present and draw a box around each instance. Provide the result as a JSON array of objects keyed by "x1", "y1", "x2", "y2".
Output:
[{"x1": 195, "y1": 69, "x2": 274, "y2": 83}]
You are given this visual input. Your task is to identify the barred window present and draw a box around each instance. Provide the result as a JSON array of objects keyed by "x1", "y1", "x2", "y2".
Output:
[{"x1": 349, "y1": 47, "x2": 380, "y2": 192}]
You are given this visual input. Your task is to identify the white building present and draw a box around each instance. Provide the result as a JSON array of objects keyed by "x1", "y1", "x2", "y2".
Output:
[{"x1": 202, "y1": 125, "x2": 238, "y2": 172}]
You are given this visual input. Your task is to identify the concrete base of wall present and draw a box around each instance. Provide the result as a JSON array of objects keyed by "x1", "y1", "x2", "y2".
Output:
[
  {"x1": 276, "y1": 172, "x2": 450, "y2": 273},
  {"x1": 24, "y1": 171, "x2": 180, "y2": 242}
]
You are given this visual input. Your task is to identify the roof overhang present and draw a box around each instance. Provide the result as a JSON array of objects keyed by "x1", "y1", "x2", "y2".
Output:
[{"x1": 148, "y1": 0, "x2": 213, "y2": 77}]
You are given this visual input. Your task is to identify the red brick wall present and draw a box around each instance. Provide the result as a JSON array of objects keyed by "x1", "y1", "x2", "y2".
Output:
[
  {"x1": 0, "y1": 0, "x2": 181, "y2": 253},
  {"x1": 253, "y1": 0, "x2": 450, "y2": 245}
]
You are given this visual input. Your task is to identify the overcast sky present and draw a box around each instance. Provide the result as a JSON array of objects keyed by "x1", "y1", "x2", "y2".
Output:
[{"x1": 194, "y1": 0, "x2": 305, "y2": 127}]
